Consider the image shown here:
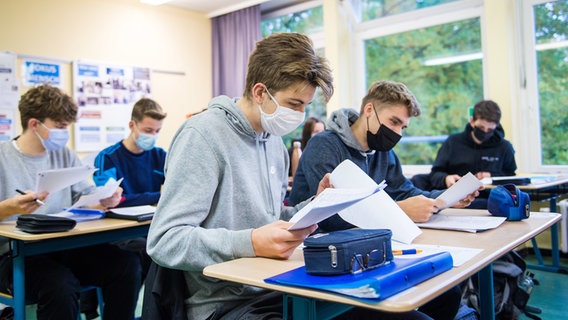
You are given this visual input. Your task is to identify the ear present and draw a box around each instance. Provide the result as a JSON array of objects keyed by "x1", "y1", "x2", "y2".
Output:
[
  {"x1": 27, "y1": 118, "x2": 40, "y2": 131},
  {"x1": 251, "y1": 83, "x2": 267, "y2": 105},
  {"x1": 128, "y1": 120, "x2": 135, "y2": 131},
  {"x1": 469, "y1": 117, "x2": 475, "y2": 126},
  {"x1": 363, "y1": 103, "x2": 375, "y2": 119}
]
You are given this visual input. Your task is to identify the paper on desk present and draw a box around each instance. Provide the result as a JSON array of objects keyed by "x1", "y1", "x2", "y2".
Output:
[
  {"x1": 289, "y1": 186, "x2": 383, "y2": 231},
  {"x1": 436, "y1": 172, "x2": 483, "y2": 209},
  {"x1": 391, "y1": 242, "x2": 483, "y2": 267},
  {"x1": 35, "y1": 165, "x2": 97, "y2": 194},
  {"x1": 67, "y1": 178, "x2": 123, "y2": 209},
  {"x1": 415, "y1": 213, "x2": 506, "y2": 233},
  {"x1": 330, "y1": 160, "x2": 422, "y2": 244},
  {"x1": 109, "y1": 205, "x2": 156, "y2": 216}
]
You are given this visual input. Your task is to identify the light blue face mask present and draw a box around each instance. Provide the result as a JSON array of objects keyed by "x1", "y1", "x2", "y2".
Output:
[
  {"x1": 36, "y1": 122, "x2": 70, "y2": 151},
  {"x1": 135, "y1": 131, "x2": 157, "y2": 151}
]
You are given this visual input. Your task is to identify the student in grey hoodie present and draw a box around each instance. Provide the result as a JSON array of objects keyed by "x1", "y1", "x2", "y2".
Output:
[
  {"x1": 146, "y1": 33, "x2": 333, "y2": 319},
  {"x1": 288, "y1": 80, "x2": 479, "y2": 320},
  {"x1": 147, "y1": 35, "x2": 436, "y2": 320}
]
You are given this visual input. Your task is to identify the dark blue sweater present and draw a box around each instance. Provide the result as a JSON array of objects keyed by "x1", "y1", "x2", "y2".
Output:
[
  {"x1": 289, "y1": 108, "x2": 442, "y2": 231},
  {"x1": 93, "y1": 141, "x2": 166, "y2": 207}
]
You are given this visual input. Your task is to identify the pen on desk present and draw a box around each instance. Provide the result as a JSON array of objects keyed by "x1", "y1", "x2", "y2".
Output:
[
  {"x1": 393, "y1": 249, "x2": 423, "y2": 255},
  {"x1": 15, "y1": 189, "x2": 46, "y2": 206}
]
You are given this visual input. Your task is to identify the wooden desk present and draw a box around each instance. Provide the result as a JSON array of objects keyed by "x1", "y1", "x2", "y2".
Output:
[
  {"x1": 485, "y1": 175, "x2": 568, "y2": 273},
  {"x1": 204, "y1": 211, "x2": 560, "y2": 320},
  {"x1": 0, "y1": 218, "x2": 151, "y2": 320}
]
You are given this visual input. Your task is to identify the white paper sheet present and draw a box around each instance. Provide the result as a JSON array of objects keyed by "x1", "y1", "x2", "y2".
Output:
[
  {"x1": 35, "y1": 165, "x2": 97, "y2": 194},
  {"x1": 329, "y1": 160, "x2": 422, "y2": 244},
  {"x1": 391, "y1": 242, "x2": 483, "y2": 267},
  {"x1": 289, "y1": 186, "x2": 383, "y2": 230},
  {"x1": 415, "y1": 214, "x2": 506, "y2": 233},
  {"x1": 436, "y1": 172, "x2": 483, "y2": 209},
  {"x1": 109, "y1": 205, "x2": 156, "y2": 216},
  {"x1": 68, "y1": 178, "x2": 123, "y2": 209}
]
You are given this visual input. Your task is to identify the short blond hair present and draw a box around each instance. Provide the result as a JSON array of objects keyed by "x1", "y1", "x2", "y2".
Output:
[{"x1": 360, "y1": 81, "x2": 421, "y2": 117}]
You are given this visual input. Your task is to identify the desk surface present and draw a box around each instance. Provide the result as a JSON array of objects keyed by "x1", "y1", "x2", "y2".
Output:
[
  {"x1": 204, "y1": 211, "x2": 560, "y2": 313},
  {"x1": 485, "y1": 175, "x2": 568, "y2": 190},
  {"x1": 0, "y1": 218, "x2": 151, "y2": 241}
]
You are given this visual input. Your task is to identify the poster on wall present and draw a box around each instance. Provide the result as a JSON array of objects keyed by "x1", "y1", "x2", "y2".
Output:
[
  {"x1": 21, "y1": 58, "x2": 62, "y2": 87},
  {"x1": 72, "y1": 61, "x2": 151, "y2": 152},
  {"x1": 0, "y1": 52, "x2": 19, "y2": 141}
]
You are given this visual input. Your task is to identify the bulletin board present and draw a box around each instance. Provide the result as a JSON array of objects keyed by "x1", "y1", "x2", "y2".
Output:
[{"x1": 72, "y1": 61, "x2": 152, "y2": 152}]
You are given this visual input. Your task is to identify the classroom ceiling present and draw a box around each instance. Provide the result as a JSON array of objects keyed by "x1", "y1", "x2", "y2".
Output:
[{"x1": 163, "y1": 0, "x2": 303, "y2": 17}]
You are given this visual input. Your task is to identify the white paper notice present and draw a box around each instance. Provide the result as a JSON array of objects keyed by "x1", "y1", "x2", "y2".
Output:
[
  {"x1": 436, "y1": 172, "x2": 483, "y2": 209},
  {"x1": 330, "y1": 160, "x2": 422, "y2": 244},
  {"x1": 68, "y1": 178, "x2": 123, "y2": 209},
  {"x1": 35, "y1": 165, "x2": 97, "y2": 194},
  {"x1": 289, "y1": 186, "x2": 383, "y2": 231},
  {"x1": 415, "y1": 214, "x2": 506, "y2": 233}
]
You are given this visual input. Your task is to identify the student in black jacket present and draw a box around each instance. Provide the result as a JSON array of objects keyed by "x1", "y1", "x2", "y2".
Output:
[{"x1": 428, "y1": 100, "x2": 517, "y2": 208}]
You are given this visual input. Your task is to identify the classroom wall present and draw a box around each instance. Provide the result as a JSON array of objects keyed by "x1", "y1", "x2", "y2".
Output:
[{"x1": 0, "y1": 0, "x2": 212, "y2": 154}]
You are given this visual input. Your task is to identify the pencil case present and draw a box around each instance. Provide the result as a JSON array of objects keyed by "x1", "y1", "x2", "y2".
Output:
[
  {"x1": 16, "y1": 214, "x2": 77, "y2": 234},
  {"x1": 303, "y1": 229, "x2": 393, "y2": 275}
]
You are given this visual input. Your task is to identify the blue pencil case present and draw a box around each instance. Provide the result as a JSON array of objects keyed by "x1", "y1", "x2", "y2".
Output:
[{"x1": 303, "y1": 229, "x2": 393, "y2": 275}]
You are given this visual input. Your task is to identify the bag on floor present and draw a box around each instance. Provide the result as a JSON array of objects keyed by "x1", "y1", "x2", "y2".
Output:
[{"x1": 461, "y1": 250, "x2": 540, "y2": 320}]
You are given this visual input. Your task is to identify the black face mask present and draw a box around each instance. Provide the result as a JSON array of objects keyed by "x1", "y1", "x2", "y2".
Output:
[
  {"x1": 366, "y1": 110, "x2": 402, "y2": 152},
  {"x1": 473, "y1": 126, "x2": 495, "y2": 143}
]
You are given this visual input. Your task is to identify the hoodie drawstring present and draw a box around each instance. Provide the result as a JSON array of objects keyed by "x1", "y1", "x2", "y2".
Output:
[{"x1": 255, "y1": 135, "x2": 276, "y2": 216}]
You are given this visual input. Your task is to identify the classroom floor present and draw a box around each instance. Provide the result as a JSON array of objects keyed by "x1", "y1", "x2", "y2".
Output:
[{"x1": 19, "y1": 252, "x2": 568, "y2": 320}]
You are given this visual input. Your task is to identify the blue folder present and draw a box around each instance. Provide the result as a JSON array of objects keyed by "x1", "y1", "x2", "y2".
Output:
[{"x1": 265, "y1": 251, "x2": 453, "y2": 301}]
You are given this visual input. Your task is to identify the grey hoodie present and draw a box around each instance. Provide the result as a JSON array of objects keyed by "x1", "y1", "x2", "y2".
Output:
[{"x1": 147, "y1": 96, "x2": 305, "y2": 319}]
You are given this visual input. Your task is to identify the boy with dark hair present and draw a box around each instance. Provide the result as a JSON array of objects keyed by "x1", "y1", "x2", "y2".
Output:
[
  {"x1": 0, "y1": 84, "x2": 141, "y2": 319},
  {"x1": 428, "y1": 99, "x2": 516, "y2": 208}
]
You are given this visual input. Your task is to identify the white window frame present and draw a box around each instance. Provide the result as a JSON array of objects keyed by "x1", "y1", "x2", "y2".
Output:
[{"x1": 518, "y1": 0, "x2": 568, "y2": 173}]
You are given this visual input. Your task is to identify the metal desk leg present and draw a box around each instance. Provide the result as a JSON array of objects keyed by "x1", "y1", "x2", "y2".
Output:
[
  {"x1": 527, "y1": 195, "x2": 567, "y2": 273},
  {"x1": 12, "y1": 240, "x2": 25, "y2": 320},
  {"x1": 283, "y1": 294, "x2": 353, "y2": 320},
  {"x1": 478, "y1": 264, "x2": 495, "y2": 320}
]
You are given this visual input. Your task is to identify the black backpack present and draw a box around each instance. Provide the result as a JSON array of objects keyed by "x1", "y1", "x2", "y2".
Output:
[{"x1": 461, "y1": 250, "x2": 541, "y2": 320}]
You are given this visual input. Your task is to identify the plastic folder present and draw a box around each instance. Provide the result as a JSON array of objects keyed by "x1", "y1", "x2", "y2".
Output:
[{"x1": 265, "y1": 251, "x2": 453, "y2": 301}]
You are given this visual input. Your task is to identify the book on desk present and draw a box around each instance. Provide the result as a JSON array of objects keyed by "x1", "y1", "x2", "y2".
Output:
[{"x1": 265, "y1": 251, "x2": 453, "y2": 301}]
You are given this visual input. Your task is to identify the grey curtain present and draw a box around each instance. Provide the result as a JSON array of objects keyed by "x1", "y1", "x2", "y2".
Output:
[{"x1": 212, "y1": 5, "x2": 261, "y2": 98}]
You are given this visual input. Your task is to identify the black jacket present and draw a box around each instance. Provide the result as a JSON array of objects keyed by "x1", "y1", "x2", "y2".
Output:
[{"x1": 429, "y1": 123, "x2": 517, "y2": 189}]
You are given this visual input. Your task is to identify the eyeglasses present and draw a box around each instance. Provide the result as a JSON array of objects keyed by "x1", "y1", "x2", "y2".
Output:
[{"x1": 350, "y1": 243, "x2": 388, "y2": 274}]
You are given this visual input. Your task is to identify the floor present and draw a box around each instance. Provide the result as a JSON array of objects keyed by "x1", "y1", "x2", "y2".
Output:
[
  {"x1": 519, "y1": 253, "x2": 568, "y2": 320},
  {"x1": 16, "y1": 252, "x2": 568, "y2": 319}
]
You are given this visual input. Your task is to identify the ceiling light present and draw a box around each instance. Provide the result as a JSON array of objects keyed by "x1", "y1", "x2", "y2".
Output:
[{"x1": 140, "y1": 0, "x2": 171, "y2": 5}]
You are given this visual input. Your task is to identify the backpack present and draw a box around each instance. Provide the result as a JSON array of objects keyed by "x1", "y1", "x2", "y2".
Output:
[{"x1": 460, "y1": 250, "x2": 540, "y2": 320}]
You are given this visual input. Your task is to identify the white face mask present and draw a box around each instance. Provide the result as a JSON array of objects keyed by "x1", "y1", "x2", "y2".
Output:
[{"x1": 258, "y1": 89, "x2": 305, "y2": 136}]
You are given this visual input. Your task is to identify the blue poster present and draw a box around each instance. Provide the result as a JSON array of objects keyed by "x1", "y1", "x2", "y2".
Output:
[{"x1": 24, "y1": 61, "x2": 61, "y2": 86}]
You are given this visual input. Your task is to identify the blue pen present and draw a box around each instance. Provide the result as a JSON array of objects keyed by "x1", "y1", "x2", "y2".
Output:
[{"x1": 15, "y1": 189, "x2": 46, "y2": 206}]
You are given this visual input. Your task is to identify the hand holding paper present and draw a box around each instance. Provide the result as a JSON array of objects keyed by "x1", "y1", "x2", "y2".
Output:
[
  {"x1": 435, "y1": 172, "x2": 483, "y2": 209},
  {"x1": 330, "y1": 160, "x2": 422, "y2": 244},
  {"x1": 68, "y1": 178, "x2": 123, "y2": 210}
]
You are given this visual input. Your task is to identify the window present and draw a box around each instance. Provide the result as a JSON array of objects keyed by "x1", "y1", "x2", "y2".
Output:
[
  {"x1": 356, "y1": 1, "x2": 483, "y2": 164},
  {"x1": 353, "y1": 0, "x2": 460, "y2": 21},
  {"x1": 522, "y1": 0, "x2": 567, "y2": 169},
  {"x1": 261, "y1": 1, "x2": 326, "y2": 149}
]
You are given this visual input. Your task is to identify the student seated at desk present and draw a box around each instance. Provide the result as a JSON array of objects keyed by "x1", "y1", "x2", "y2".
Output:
[
  {"x1": 0, "y1": 84, "x2": 141, "y2": 320},
  {"x1": 147, "y1": 33, "x2": 436, "y2": 320},
  {"x1": 427, "y1": 99, "x2": 517, "y2": 208},
  {"x1": 289, "y1": 80, "x2": 480, "y2": 320}
]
